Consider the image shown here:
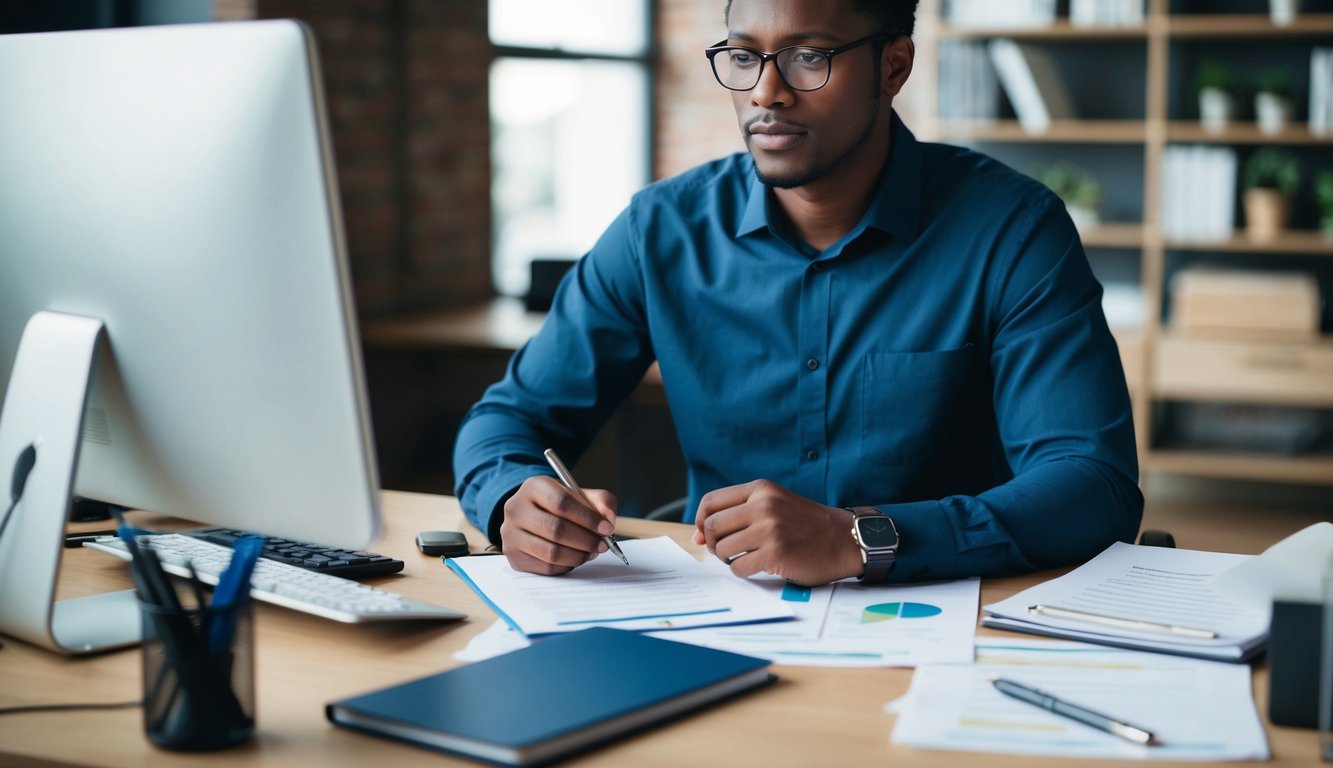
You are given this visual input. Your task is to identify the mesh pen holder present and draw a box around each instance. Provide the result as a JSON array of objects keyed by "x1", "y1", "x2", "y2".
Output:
[{"x1": 140, "y1": 598, "x2": 255, "y2": 751}]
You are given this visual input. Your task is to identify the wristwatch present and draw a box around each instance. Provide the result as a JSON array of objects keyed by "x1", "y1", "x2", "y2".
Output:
[{"x1": 847, "y1": 506, "x2": 899, "y2": 584}]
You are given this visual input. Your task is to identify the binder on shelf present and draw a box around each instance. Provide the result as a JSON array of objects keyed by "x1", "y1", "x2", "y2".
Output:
[
  {"x1": 987, "y1": 38, "x2": 1076, "y2": 134},
  {"x1": 1311, "y1": 48, "x2": 1332, "y2": 136}
]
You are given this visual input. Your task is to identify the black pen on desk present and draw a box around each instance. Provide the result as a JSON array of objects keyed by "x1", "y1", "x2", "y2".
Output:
[
  {"x1": 991, "y1": 678, "x2": 1157, "y2": 746},
  {"x1": 543, "y1": 448, "x2": 628, "y2": 565}
]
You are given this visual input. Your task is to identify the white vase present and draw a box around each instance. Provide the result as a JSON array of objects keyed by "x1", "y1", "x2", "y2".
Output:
[
  {"x1": 1269, "y1": 0, "x2": 1300, "y2": 26},
  {"x1": 1255, "y1": 92, "x2": 1292, "y2": 135},
  {"x1": 1199, "y1": 88, "x2": 1234, "y2": 134}
]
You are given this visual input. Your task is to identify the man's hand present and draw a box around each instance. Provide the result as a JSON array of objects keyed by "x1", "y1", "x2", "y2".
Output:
[
  {"x1": 692, "y1": 480, "x2": 864, "y2": 586},
  {"x1": 500, "y1": 475, "x2": 617, "y2": 576}
]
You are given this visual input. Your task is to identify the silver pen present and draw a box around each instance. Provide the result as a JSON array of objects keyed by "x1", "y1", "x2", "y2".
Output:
[
  {"x1": 543, "y1": 449, "x2": 628, "y2": 565},
  {"x1": 1028, "y1": 604, "x2": 1218, "y2": 639},
  {"x1": 991, "y1": 677, "x2": 1157, "y2": 746}
]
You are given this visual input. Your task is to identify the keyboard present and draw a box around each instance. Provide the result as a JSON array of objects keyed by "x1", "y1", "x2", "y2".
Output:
[
  {"x1": 186, "y1": 526, "x2": 406, "y2": 579},
  {"x1": 86, "y1": 534, "x2": 467, "y2": 624}
]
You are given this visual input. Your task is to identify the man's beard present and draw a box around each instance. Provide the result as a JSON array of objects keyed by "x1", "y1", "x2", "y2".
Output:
[{"x1": 753, "y1": 99, "x2": 881, "y2": 188}]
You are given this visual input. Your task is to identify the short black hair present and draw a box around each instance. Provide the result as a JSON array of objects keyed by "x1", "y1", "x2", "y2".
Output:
[{"x1": 723, "y1": 0, "x2": 918, "y2": 39}]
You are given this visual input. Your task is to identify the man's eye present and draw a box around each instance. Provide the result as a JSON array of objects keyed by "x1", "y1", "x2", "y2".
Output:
[{"x1": 729, "y1": 51, "x2": 758, "y2": 67}]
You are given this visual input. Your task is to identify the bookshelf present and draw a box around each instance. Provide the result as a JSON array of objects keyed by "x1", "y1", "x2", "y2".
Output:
[{"x1": 915, "y1": 0, "x2": 1333, "y2": 486}]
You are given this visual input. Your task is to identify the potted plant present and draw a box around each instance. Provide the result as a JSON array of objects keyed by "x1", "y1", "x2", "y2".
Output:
[
  {"x1": 1196, "y1": 59, "x2": 1235, "y2": 134},
  {"x1": 1031, "y1": 162, "x2": 1101, "y2": 232},
  {"x1": 1254, "y1": 68, "x2": 1293, "y2": 135},
  {"x1": 1316, "y1": 169, "x2": 1333, "y2": 240},
  {"x1": 1241, "y1": 148, "x2": 1301, "y2": 241}
]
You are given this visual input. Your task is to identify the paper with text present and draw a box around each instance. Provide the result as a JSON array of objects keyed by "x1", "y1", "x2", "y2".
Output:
[
  {"x1": 891, "y1": 638, "x2": 1268, "y2": 761},
  {"x1": 445, "y1": 536, "x2": 792, "y2": 637}
]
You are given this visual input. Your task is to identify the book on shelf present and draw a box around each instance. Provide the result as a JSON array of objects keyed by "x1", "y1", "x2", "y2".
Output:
[
  {"x1": 987, "y1": 38, "x2": 1076, "y2": 134},
  {"x1": 938, "y1": 40, "x2": 998, "y2": 122},
  {"x1": 326, "y1": 627, "x2": 774, "y2": 766},
  {"x1": 1161, "y1": 145, "x2": 1236, "y2": 242},
  {"x1": 947, "y1": 0, "x2": 1055, "y2": 28},
  {"x1": 1170, "y1": 267, "x2": 1322, "y2": 338},
  {"x1": 1312, "y1": 48, "x2": 1332, "y2": 137},
  {"x1": 1070, "y1": 0, "x2": 1145, "y2": 27}
]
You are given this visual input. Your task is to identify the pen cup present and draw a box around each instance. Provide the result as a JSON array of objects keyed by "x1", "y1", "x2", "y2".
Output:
[{"x1": 139, "y1": 598, "x2": 255, "y2": 751}]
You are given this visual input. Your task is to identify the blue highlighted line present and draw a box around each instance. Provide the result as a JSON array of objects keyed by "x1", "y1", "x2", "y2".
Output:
[{"x1": 556, "y1": 607, "x2": 732, "y2": 626}]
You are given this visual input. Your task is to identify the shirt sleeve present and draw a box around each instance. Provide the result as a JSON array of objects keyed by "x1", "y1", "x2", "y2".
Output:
[
  {"x1": 452, "y1": 207, "x2": 655, "y2": 543},
  {"x1": 882, "y1": 195, "x2": 1143, "y2": 582}
]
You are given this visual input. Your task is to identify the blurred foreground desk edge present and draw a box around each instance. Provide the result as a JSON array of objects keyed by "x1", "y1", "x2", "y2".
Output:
[{"x1": 0, "y1": 490, "x2": 1324, "y2": 767}]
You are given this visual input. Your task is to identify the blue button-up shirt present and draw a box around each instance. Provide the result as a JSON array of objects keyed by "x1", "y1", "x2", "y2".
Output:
[{"x1": 454, "y1": 113, "x2": 1142, "y2": 582}]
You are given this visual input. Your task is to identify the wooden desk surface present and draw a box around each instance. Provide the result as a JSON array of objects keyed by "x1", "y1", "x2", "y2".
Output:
[{"x1": 0, "y1": 492, "x2": 1324, "y2": 767}]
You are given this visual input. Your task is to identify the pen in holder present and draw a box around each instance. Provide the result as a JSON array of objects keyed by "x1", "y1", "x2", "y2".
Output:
[
  {"x1": 123, "y1": 530, "x2": 262, "y2": 752},
  {"x1": 140, "y1": 597, "x2": 255, "y2": 751}
]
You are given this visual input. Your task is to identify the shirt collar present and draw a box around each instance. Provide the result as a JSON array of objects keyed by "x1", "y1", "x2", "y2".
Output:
[{"x1": 735, "y1": 110, "x2": 923, "y2": 243}]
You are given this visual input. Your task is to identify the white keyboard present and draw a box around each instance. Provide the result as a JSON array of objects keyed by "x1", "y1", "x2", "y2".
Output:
[{"x1": 86, "y1": 534, "x2": 467, "y2": 624}]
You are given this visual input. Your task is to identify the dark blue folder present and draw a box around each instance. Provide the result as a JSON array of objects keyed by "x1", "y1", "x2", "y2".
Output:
[{"x1": 325, "y1": 627, "x2": 774, "y2": 766}]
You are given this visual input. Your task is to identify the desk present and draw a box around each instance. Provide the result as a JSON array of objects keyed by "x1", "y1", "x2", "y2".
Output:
[{"x1": 0, "y1": 491, "x2": 1325, "y2": 767}]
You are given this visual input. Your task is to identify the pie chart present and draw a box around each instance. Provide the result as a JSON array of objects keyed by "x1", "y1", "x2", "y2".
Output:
[{"x1": 860, "y1": 601, "x2": 942, "y2": 623}]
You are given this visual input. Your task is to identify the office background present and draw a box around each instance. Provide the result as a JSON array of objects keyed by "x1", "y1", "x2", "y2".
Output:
[{"x1": 3, "y1": 0, "x2": 1330, "y2": 520}]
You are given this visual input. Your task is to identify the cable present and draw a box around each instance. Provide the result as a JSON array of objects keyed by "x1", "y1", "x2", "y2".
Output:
[
  {"x1": 0, "y1": 443, "x2": 38, "y2": 550},
  {"x1": 0, "y1": 699, "x2": 141, "y2": 716}
]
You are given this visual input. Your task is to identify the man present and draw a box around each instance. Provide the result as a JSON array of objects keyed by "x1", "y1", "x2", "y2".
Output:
[{"x1": 453, "y1": 0, "x2": 1142, "y2": 587}]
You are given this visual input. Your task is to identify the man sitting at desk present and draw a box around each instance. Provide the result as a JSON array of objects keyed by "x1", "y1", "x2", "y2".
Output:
[{"x1": 453, "y1": 0, "x2": 1142, "y2": 587}]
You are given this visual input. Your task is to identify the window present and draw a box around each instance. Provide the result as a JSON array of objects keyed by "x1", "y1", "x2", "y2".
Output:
[{"x1": 488, "y1": 0, "x2": 653, "y2": 297}]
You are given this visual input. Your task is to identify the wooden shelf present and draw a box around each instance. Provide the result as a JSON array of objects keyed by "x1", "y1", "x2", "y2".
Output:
[
  {"x1": 1145, "y1": 449, "x2": 1333, "y2": 485},
  {"x1": 1164, "y1": 13, "x2": 1333, "y2": 38},
  {"x1": 1163, "y1": 230, "x2": 1333, "y2": 256},
  {"x1": 931, "y1": 119, "x2": 1146, "y2": 143},
  {"x1": 1081, "y1": 223, "x2": 1144, "y2": 248},
  {"x1": 937, "y1": 20, "x2": 1148, "y2": 40},
  {"x1": 1167, "y1": 122, "x2": 1333, "y2": 145}
]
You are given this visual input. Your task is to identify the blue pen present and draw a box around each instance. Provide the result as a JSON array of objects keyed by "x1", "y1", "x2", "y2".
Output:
[{"x1": 208, "y1": 536, "x2": 264, "y2": 653}]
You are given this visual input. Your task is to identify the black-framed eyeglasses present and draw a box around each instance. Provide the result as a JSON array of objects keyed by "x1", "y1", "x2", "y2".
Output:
[{"x1": 704, "y1": 33, "x2": 893, "y2": 92}]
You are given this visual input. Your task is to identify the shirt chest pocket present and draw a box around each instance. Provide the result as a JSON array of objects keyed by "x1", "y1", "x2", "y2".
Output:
[{"x1": 860, "y1": 346, "x2": 974, "y2": 469}]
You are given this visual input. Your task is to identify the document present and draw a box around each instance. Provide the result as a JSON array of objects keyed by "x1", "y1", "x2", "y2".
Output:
[
  {"x1": 891, "y1": 638, "x2": 1269, "y2": 761},
  {"x1": 650, "y1": 559, "x2": 979, "y2": 667},
  {"x1": 454, "y1": 555, "x2": 978, "y2": 667},
  {"x1": 445, "y1": 536, "x2": 792, "y2": 637},
  {"x1": 982, "y1": 542, "x2": 1268, "y2": 661}
]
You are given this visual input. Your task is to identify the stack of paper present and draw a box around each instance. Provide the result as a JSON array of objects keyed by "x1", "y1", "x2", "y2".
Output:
[
  {"x1": 891, "y1": 638, "x2": 1270, "y2": 761},
  {"x1": 948, "y1": 0, "x2": 1056, "y2": 28},
  {"x1": 981, "y1": 542, "x2": 1268, "y2": 662},
  {"x1": 1070, "y1": 0, "x2": 1145, "y2": 27}
]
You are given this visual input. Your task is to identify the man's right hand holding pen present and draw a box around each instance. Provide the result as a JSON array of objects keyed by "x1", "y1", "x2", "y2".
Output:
[{"x1": 498, "y1": 456, "x2": 622, "y2": 576}]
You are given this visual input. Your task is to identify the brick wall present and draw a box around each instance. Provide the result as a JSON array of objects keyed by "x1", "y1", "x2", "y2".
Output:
[
  {"x1": 220, "y1": 0, "x2": 492, "y2": 317},
  {"x1": 655, "y1": 0, "x2": 745, "y2": 179}
]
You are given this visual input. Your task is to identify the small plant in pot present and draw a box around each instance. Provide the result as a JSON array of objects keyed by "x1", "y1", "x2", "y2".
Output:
[
  {"x1": 1254, "y1": 68, "x2": 1293, "y2": 136},
  {"x1": 1316, "y1": 169, "x2": 1333, "y2": 240},
  {"x1": 1196, "y1": 58, "x2": 1235, "y2": 134},
  {"x1": 1242, "y1": 148, "x2": 1301, "y2": 241},
  {"x1": 1031, "y1": 162, "x2": 1101, "y2": 232}
]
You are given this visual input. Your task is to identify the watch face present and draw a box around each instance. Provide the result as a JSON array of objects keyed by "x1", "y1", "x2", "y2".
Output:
[{"x1": 857, "y1": 516, "x2": 899, "y2": 549}]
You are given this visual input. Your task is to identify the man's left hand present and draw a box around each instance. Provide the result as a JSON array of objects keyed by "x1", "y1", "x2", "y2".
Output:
[{"x1": 692, "y1": 479, "x2": 864, "y2": 587}]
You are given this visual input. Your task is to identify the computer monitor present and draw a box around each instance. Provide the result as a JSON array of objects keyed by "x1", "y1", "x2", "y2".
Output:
[{"x1": 0, "y1": 21, "x2": 381, "y2": 653}]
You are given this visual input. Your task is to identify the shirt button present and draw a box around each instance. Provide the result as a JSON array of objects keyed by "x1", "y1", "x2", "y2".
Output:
[
  {"x1": 806, "y1": 449, "x2": 819, "y2": 461},
  {"x1": 805, "y1": 358, "x2": 819, "y2": 370},
  {"x1": 811, "y1": 262, "x2": 824, "y2": 273}
]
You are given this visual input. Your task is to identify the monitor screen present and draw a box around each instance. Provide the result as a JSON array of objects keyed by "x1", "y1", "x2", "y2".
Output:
[{"x1": 0, "y1": 21, "x2": 381, "y2": 551}]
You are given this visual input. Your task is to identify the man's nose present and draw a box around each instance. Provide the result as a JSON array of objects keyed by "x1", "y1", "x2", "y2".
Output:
[{"x1": 749, "y1": 58, "x2": 794, "y2": 109}]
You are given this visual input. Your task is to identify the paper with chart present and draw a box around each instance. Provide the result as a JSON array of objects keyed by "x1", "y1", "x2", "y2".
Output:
[
  {"x1": 648, "y1": 559, "x2": 978, "y2": 666},
  {"x1": 453, "y1": 554, "x2": 978, "y2": 667},
  {"x1": 891, "y1": 638, "x2": 1268, "y2": 761},
  {"x1": 982, "y1": 542, "x2": 1267, "y2": 661},
  {"x1": 445, "y1": 536, "x2": 792, "y2": 637}
]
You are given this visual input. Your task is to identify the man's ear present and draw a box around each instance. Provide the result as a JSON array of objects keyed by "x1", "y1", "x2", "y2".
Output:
[{"x1": 882, "y1": 36, "x2": 915, "y2": 98}]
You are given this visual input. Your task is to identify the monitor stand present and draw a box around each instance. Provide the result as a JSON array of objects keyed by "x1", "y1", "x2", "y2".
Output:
[{"x1": 0, "y1": 311, "x2": 140, "y2": 654}]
